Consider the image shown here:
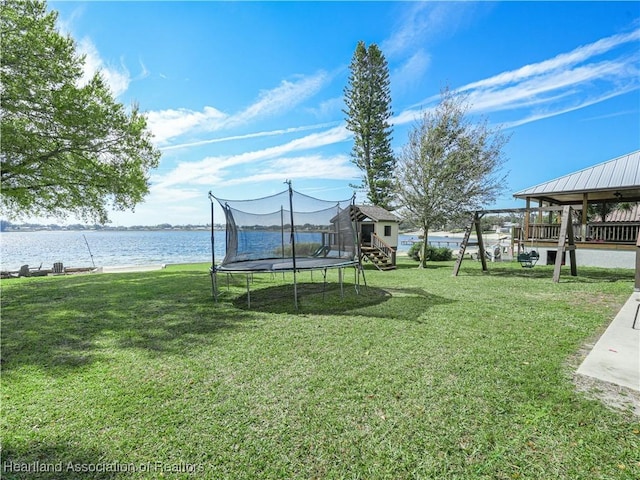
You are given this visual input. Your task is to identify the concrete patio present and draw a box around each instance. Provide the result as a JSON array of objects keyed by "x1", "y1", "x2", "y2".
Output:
[{"x1": 577, "y1": 290, "x2": 640, "y2": 392}]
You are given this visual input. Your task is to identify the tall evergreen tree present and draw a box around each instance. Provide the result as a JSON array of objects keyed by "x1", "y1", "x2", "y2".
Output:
[{"x1": 343, "y1": 41, "x2": 395, "y2": 209}]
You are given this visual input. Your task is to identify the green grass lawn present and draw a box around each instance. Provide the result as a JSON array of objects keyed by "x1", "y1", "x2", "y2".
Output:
[{"x1": 2, "y1": 258, "x2": 639, "y2": 479}]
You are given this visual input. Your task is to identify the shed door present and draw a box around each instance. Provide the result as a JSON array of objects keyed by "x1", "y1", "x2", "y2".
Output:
[{"x1": 361, "y1": 223, "x2": 374, "y2": 245}]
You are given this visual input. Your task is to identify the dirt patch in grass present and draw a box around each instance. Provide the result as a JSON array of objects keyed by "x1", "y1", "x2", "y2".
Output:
[
  {"x1": 569, "y1": 340, "x2": 640, "y2": 417},
  {"x1": 567, "y1": 291, "x2": 627, "y2": 315}
]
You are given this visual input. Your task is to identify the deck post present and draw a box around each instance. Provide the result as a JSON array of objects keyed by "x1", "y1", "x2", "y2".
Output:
[
  {"x1": 525, "y1": 198, "x2": 531, "y2": 239},
  {"x1": 581, "y1": 193, "x2": 589, "y2": 240},
  {"x1": 634, "y1": 228, "x2": 640, "y2": 292}
]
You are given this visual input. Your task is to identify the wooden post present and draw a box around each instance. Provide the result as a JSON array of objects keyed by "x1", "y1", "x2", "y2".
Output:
[
  {"x1": 476, "y1": 212, "x2": 488, "y2": 273},
  {"x1": 453, "y1": 212, "x2": 476, "y2": 277},
  {"x1": 453, "y1": 211, "x2": 486, "y2": 276},
  {"x1": 524, "y1": 198, "x2": 531, "y2": 241},
  {"x1": 553, "y1": 205, "x2": 577, "y2": 282},
  {"x1": 581, "y1": 193, "x2": 588, "y2": 241},
  {"x1": 635, "y1": 229, "x2": 640, "y2": 292},
  {"x1": 567, "y1": 208, "x2": 577, "y2": 277}
]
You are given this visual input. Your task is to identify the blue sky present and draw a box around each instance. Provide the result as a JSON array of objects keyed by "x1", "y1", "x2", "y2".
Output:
[{"x1": 48, "y1": 1, "x2": 640, "y2": 226}]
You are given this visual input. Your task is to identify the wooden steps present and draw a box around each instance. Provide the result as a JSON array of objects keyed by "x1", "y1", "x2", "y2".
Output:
[{"x1": 361, "y1": 246, "x2": 396, "y2": 271}]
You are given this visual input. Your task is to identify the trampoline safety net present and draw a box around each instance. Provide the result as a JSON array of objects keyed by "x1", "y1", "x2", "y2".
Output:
[{"x1": 209, "y1": 187, "x2": 358, "y2": 272}]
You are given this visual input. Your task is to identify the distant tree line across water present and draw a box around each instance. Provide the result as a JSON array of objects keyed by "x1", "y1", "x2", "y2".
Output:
[
  {"x1": 2, "y1": 214, "x2": 525, "y2": 234},
  {"x1": 0, "y1": 221, "x2": 335, "y2": 232},
  {"x1": 0, "y1": 220, "x2": 225, "y2": 232}
]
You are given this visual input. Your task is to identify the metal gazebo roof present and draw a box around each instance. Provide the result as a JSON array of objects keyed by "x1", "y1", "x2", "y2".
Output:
[{"x1": 513, "y1": 150, "x2": 640, "y2": 204}]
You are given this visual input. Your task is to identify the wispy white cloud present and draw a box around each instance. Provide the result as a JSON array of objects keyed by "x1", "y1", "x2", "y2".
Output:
[
  {"x1": 465, "y1": 56, "x2": 640, "y2": 114},
  {"x1": 382, "y1": 1, "x2": 480, "y2": 91},
  {"x1": 136, "y1": 58, "x2": 150, "y2": 81},
  {"x1": 581, "y1": 109, "x2": 639, "y2": 122},
  {"x1": 152, "y1": 124, "x2": 351, "y2": 190},
  {"x1": 391, "y1": 49, "x2": 431, "y2": 93},
  {"x1": 306, "y1": 96, "x2": 344, "y2": 120},
  {"x1": 76, "y1": 37, "x2": 131, "y2": 96},
  {"x1": 229, "y1": 71, "x2": 330, "y2": 126},
  {"x1": 403, "y1": 28, "x2": 640, "y2": 128},
  {"x1": 382, "y1": 2, "x2": 467, "y2": 57},
  {"x1": 381, "y1": 3, "x2": 439, "y2": 90},
  {"x1": 392, "y1": 107, "x2": 428, "y2": 127},
  {"x1": 500, "y1": 83, "x2": 640, "y2": 129},
  {"x1": 223, "y1": 154, "x2": 358, "y2": 187},
  {"x1": 146, "y1": 107, "x2": 228, "y2": 145},
  {"x1": 460, "y1": 29, "x2": 640, "y2": 93},
  {"x1": 147, "y1": 71, "x2": 332, "y2": 146},
  {"x1": 381, "y1": 3, "x2": 430, "y2": 57},
  {"x1": 161, "y1": 122, "x2": 339, "y2": 152}
]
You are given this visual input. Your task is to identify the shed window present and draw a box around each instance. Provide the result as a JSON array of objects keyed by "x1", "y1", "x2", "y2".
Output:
[{"x1": 384, "y1": 225, "x2": 391, "y2": 236}]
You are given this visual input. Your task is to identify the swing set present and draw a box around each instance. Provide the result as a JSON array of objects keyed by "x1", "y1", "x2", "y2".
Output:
[
  {"x1": 516, "y1": 211, "x2": 539, "y2": 268},
  {"x1": 452, "y1": 205, "x2": 577, "y2": 282}
]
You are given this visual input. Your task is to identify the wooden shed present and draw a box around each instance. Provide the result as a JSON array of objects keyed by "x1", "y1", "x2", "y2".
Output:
[{"x1": 351, "y1": 205, "x2": 400, "y2": 270}]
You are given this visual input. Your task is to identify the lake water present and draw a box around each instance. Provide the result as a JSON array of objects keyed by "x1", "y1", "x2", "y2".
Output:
[{"x1": 0, "y1": 230, "x2": 460, "y2": 271}]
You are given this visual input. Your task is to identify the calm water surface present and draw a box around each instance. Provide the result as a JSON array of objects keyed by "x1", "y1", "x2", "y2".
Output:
[
  {"x1": 0, "y1": 230, "x2": 218, "y2": 271},
  {"x1": 0, "y1": 230, "x2": 456, "y2": 271}
]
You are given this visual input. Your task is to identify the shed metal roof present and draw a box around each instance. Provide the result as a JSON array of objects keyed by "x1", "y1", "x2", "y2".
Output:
[{"x1": 513, "y1": 150, "x2": 640, "y2": 204}]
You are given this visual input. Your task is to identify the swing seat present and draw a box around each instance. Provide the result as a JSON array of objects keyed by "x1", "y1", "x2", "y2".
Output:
[{"x1": 518, "y1": 250, "x2": 539, "y2": 268}]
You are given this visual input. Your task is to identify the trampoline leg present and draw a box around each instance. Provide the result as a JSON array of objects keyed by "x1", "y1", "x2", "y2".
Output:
[
  {"x1": 246, "y1": 275, "x2": 251, "y2": 309},
  {"x1": 322, "y1": 268, "x2": 327, "y2": 300},
  {"x1": 358, "y1": 265, "x2": 367, "y2": 292},
  {"x1": 339, "y1": 268, "x2": 344, "y2": 298},
  {"x1": 211, "y1": 268, "x2": 217, "y2": 302},
  {"x1": 353, "y1": 266, "x2": 358, "y2": 294}
]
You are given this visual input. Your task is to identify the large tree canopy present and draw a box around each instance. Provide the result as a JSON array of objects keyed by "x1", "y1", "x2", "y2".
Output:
[
  {"x1": 395, "y1": 88, "x2": 509, "y2": 267},
  {"x1": 0, "y1": 0, "x2": 160, "y2": 224},
  {"x1": 343, "y1": 41, "x2": 395, "y2": 210}
]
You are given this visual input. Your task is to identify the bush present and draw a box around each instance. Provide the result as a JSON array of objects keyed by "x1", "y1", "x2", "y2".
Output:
[{"x1": 407, "y1": 242, "x2": 453, "y2": 262}]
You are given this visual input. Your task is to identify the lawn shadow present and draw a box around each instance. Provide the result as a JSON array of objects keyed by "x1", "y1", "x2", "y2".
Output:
[
  {"x1": 231, "y1": 281, "x2": 454, "y2": 320},
  {"x1": 363, "y1": 261, "x2": 451, "y2": 271},
  {"x1": 459, "y1": 263, "x2": 635, "y2": 283},
  {"x1": 1, "y1": 270, "x2": 252, "y2": 375}
]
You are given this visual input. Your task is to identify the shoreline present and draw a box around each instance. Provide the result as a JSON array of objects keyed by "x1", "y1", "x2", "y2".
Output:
[
  {"x1": 1, "y1": 263, "x2": 170, "y2": 278},
  {"x1": 402, "y1": 230, "x2": 510, "y2": 241}
]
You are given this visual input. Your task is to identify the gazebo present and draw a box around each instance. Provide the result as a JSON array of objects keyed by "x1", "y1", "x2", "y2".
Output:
[{"x1": 512, "y1": 150, "x2": 640, "y2": 288}]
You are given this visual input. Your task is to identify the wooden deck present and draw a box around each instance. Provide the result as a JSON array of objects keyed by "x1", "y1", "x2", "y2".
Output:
[{"x1": 515, "y1": 222, "x2": 638, "y2": 249}]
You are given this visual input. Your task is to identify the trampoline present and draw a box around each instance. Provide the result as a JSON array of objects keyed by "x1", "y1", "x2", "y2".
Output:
[
  {"x1": 216, "y1": 257, "x2": 359, "y2": 273},
  {"x1": 209, "y1": 182, "x2": 362, "y2": 308}
]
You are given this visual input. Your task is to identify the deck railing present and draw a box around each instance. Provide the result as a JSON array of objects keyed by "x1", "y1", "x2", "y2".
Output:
[
  {"x1": 371, "y1": 233, "x2": 397, "y2": 265},
  {"x1": 515, "y1": 222, "x2": 639, "y2": 244},
  {"x1": 586, "y1": 222, "x2": 639, "y2": 243},
  {"x1": 527, "y1": 223, "x2": 562, "y2": 240}
]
